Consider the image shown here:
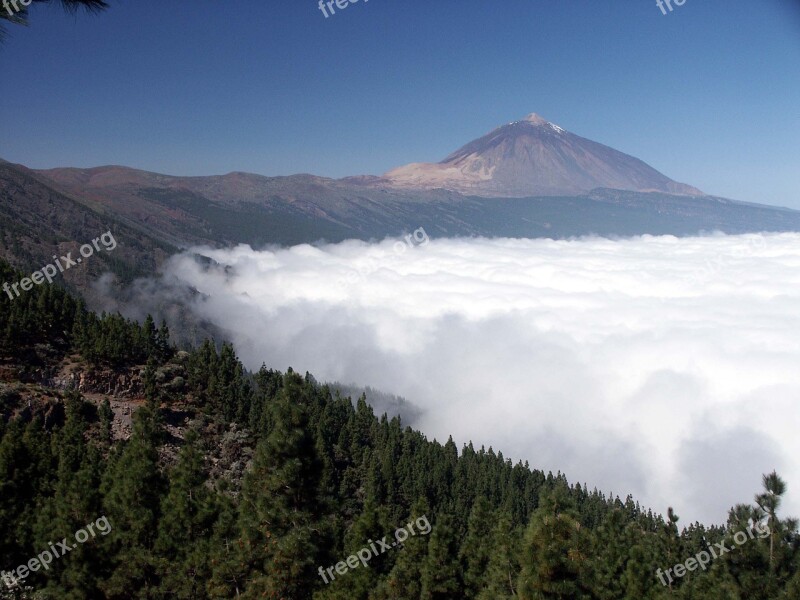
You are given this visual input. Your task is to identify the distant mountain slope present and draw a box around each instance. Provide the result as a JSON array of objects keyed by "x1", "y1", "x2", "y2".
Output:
[
  {"x1": 384, "y1": 113, "x2": 703, "y2": 197},
  {"x1": 34, "y1": 164, "x2": 477, "y2": 245},
  {"x1": 0, "y1": 161, "x2": 174, "y2": 292},
  {"x1": 26, "y1": 162, "x2": 800, "y2": 246}
]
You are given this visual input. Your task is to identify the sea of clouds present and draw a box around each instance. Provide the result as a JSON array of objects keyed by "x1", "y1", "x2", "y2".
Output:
[{"x1": 147, "y1": 232, "x2": 800, "y2": 524}]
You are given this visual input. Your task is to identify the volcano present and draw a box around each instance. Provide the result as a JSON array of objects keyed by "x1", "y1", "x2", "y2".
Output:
[{"x1": 383, "y1": 113, "x2": 703, "y2": 198}]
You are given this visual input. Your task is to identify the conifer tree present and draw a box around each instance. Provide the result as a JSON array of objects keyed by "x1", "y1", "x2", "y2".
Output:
[
  {"x1": 237, "y1": 371, "x2": 323, "y2": 599},
  {"x1": 421, "y1": 513, "x2": 462, "y2": 600},
  {"x1": 33, "y1": 393, "x2": 105, "y2": 597},
  {"x1": 757, "y1": 471, "x2": 788, "y2": 572},
  {"x1": 99, "y1": 406, "x2": 165, "y2": 598},
  {"x1": 659, "y1": 506, "x2": 682, "y2": 593},
  {"x1": 459, "y1": 497, "x2": 494, "y2": 599},
  {"x1": 518, "y1": 482, "x2": 592, "y2": 600},
  {"x1": 314, "y1": 499, "x2": 390, "y2": 600},
  {"x1": 621, "y1": 528, "x2": 663, "y2": 600},
  {"x1": 0, "y1": 420, "x2": 45, "y2": 569},
  {"x1": 0, "y1": 417, "x2": 54, "y2": 567},
  {"x1": 588, "y1": 508, "x2": 628, "y2": 599},
  {"x1": 476, "y1": 510, "x2": 521, "y2": 600},
  {"x1": 207, "y1": 492, "x2": 247, "y2": 599},
  {"x1": 155, "y1": 430, "x2": 218, "y2": 599},
  {"x1": 372, "y1": 499, "x2": 432, "y2": 600},
  {"x1": 723, "y1": 502, "x2": 772, "y2": 598}
]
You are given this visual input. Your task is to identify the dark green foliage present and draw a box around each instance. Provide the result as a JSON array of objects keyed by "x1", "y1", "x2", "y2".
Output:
[
  {"x1": 477, "y1": 510, "x2": 521, "y2": 600},
  {"x1": 0, "y1": 261, "x2": 78, "y2": 357},
  {"x1": 459, "y1": 496, "x2": 494, "y2": 599},
  {"x1": 372, "y1": 499, "x2": 432, "y2": 600},
  {"x1": 0, "y1": 257, "x2": 798, "y2": 599},
  {"x1": 154, "y1": 430, "x2": 218, "y2": 599},
  {"x1": 1, "y1": 260, "x2": 172, "y2": 370},
  {"x1": 421, "y1": 513, "x2": 462, "y2": 599},
  {"x1": 518, "y1": 481, "x2": 593, "y2": 599},
  {"x1": 72, "y1": 310, "x2": 159, "y2": 368},
  {"x1": 99, "y1": 406, "x2": 165, "y2": 598},
  {"x1": 237, "y1": 370, "x2": 324, "y2": 599},
  {"x1": 206, "y1": 494, "x2": 246, "y2": 599},
  {"x1": 32, "y1": 393, "x2": 105, "y2": 598},
  {"x1": 314, "y1": 499, "x2": 390, "y2": 600}
]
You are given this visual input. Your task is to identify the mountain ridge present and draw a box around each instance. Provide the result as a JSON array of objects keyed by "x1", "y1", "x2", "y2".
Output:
[
  {"x1": 2, "y1": 160, "x2": 797, "y2": 251},
  {"x1": 383, "y1": 113, "x2": 704, "y2": 198},
  {"x1": 2, "y1": 111, "x2": 799, "y2": 254}
]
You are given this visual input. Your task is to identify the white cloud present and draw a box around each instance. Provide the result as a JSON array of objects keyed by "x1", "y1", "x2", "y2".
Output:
[{"x1": 161, "y1": 232, "x2": 800, "y2": 524}]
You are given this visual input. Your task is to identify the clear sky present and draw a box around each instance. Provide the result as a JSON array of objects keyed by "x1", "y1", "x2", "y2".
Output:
[{"x1": 1, "y1": 0, "x2": 799, "y2": 207}]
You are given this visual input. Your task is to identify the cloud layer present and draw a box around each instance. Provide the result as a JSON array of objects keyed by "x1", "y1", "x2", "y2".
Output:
[{"x1": 160, "y1": 232, "x2": 800, "y2": 524}]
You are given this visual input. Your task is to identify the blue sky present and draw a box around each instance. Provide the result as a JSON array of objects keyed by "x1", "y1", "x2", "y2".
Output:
[{"x1": 1, "y1": 0, "x2": 799, "y2": 207}]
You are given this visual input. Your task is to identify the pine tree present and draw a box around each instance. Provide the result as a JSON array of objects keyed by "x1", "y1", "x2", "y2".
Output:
[
  {"x1": 477, "y1": 510, "x2": 520, "y2": 600},
  {"x1": 99, "y1": 406, "x2": 165, "y2": 599},
  {"x1": 154, "y1": 430, "x2": 218, "y2": 599},
  {"x1": 314, "y1": 499, "x2": 390, "y2": 600},
  {"x1": 588, "y1": 508, "x2": 628, "y2": 599},
  {"x1": 156, "y1": 320, "x2": 172, "y2": 362},
  {"x1": 621, "y1": 527, "x2": 664, "y2": 600},
  {"x1": 659, "y1": 506, "x2": 682, "y2": 593},
  {"x1": 518, "y1": 482, "x2": 592, "y2": 600},
  {"x1": 723, "y1": 502, "x2": 772, "y2": 598},
  {"x1": 0, "y1": 417, "x2": 54, "y2": 568},
  {"x1": 421, "y1": 513, "x2": 462, "y2": 600},
  {"x1": 207, "y1": 492, "x2": 247, "y2": 599},
  {"x1": 237, "y1": 371, "x2": 324, "y2": 599},
  {"x1": 459, "y1": 497, "x2": 494, "y2": 599},
  {"x1": 33, "y1": 393, "x2": 105, "y2": 597},
  {"x1": 756, "y1": 471, "x2": 787, "y2": 572},
  {"x1": 372, "y1": 499, "x2": 432, "y2": 600}
]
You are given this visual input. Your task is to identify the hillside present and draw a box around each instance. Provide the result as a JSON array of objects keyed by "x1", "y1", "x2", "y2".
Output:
[
  {"x1": 0, "y1": 161, "x2": 175, "y2": 296},
  {"x1": 1, "y1": 257, "x2": 798, "y2": 599},
  {"x1": 18, "y1": 162, "x2": 800, "y2": 250}
]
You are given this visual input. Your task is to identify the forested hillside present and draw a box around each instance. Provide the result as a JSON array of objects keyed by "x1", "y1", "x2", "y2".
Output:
[
  {"x1": 0, "y1": 162, "x2": 175, "y2": 293},
  {"x1": 1, "y1": 257, "x2": 798, "y2": 599}
]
